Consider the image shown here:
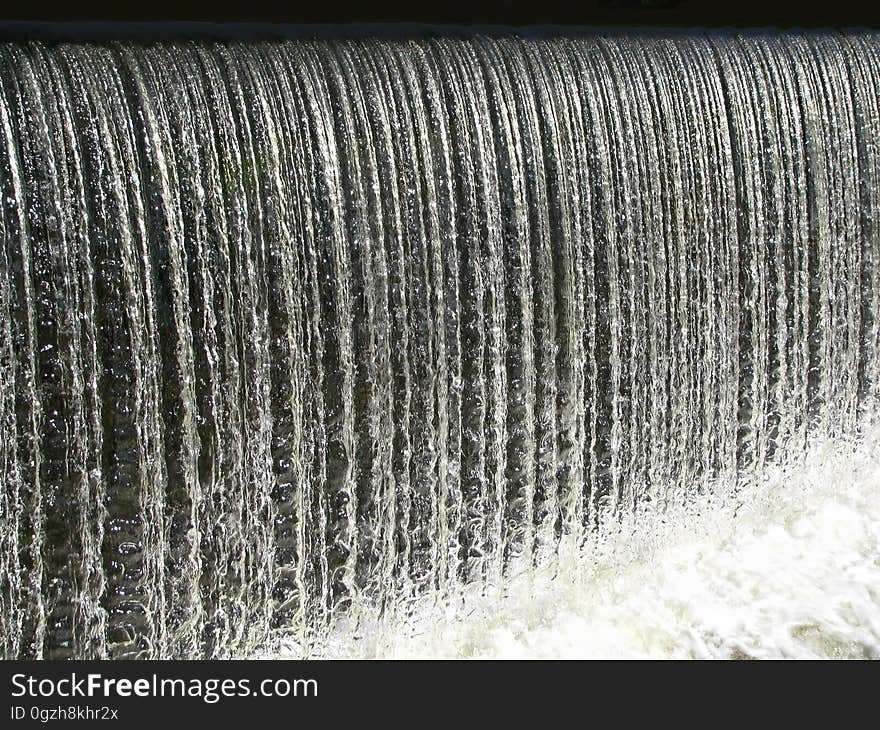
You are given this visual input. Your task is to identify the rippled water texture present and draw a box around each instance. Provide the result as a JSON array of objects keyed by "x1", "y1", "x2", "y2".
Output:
[{"x1": 1, "y1": 32, "x2": 879, "y2": 658}]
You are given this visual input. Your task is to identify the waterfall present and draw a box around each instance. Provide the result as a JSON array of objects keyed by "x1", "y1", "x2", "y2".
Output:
[{"x1": 1, "y1": 31, "x2": 878, "y2": 659}]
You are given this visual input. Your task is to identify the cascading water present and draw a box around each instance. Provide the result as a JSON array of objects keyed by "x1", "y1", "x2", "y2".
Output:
[{"x1": 0, "y1": 31, "x2": 879, "y2": 660}]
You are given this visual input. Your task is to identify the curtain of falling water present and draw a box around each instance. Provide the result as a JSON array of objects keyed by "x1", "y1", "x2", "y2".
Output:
[{"x1": 1, "y1": 32, "x2": 879, "y2": 659}]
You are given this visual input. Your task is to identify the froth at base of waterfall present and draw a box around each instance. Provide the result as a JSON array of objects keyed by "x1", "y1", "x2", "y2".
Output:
[
  {"x1": 295, "y1": 428, "x2": 880, "y2": 659},
  {"x1": 1, "y1": 32, "x2": 880, "y2": 659}
]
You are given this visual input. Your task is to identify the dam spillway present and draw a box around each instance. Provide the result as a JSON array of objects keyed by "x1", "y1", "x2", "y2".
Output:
[{"x1": 0, "y1": 31, "x2": 879, "y2": 659}]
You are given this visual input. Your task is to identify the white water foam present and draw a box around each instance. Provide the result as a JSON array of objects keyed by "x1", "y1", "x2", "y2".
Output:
[{"x1": 285, "y1": 428, "x2": 880, "y2": 659}]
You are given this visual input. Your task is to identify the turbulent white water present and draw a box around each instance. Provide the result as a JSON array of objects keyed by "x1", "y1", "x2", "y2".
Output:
[
  {"x1": 1, "y1": 31, "x2": 880, "y2": 659},
  {"x1": 304, "y1": 428, "x2": 880, "y2": 659}
]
